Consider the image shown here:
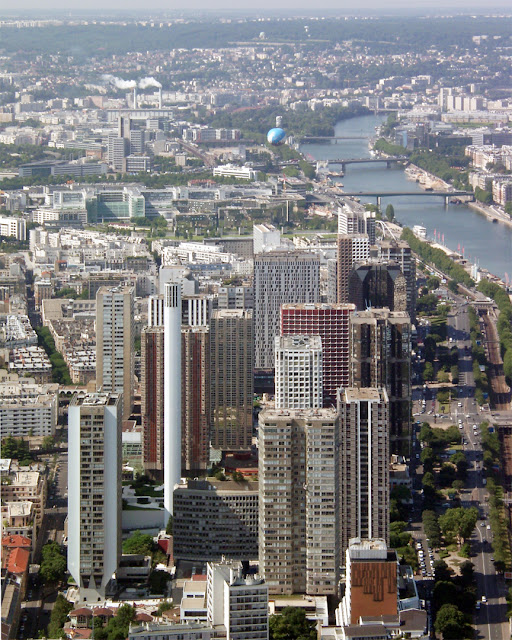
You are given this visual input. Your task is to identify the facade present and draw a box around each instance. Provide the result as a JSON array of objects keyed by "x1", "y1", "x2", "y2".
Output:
[
  {"x1": 337, "y1": 539, "x2": 398, "y2": 627},
  {"x1": 210, "y1": 309, "x2": 253, "y2": 451},
  {"x1": 1, "y1": 471, "x2": 47, "y2": 528},
  {"x1": 164, "y1": 282, "x2": 182, "y2": 520},
  {"x1": 68, "y1": 393, "x2": 122, "y2": 603},
  {"x1": 173, "y1": 479, "x2": 259, "y2": 561},
  {"x1": 0, "y1": 392, "x2": 58, "y2": 438},
  {"x1": 280, "y1": 303, "x2": 355, "y2": 405},
  {"x1": 95, "y1": 286, "x2": 134, "y2": 421},
  {"x1": 207, "y1": 560, "x2": 268, "y2": 640},
  {"x1": 182, "y1": 327, "x2": 210, "y2": 472},
  {"x1": 377, "y1": 240, "x2": 416, "y2": 321},
  {"x1": 254, "y1": 252, "x2": 320, "y2": 369},
  {"x1": 336, "y1": 235, "x2": 370, "y2": 303},
  {"x1": 141, "y1": 325, "x2": 165, "y2": 479},
  {"x1": 348, "y1": 262, "x2": 407, "y2": 313},
  {"x1": 337, "y1": 389, "x2": 390, "y2": 559},
  {"x1": 350, "y1": 309, "x2": 411, "y2": 454},
  {"x1": 217, "y1": 286, "x2": 254, "y2": 310},
  {"x1": 253, "y1": 223, "x2": 281, "y2": 255},
  {"x1": 258, "y1": 407, "x2": 340, "y2": 595},
  {"x1": 337, "y1": 202, "x2": 376, "y2": 245},
  {"x1": 274, "y1": 335, "x2": 322, "y2": 410},
  {"x1": 0, "y1": 216, "x2": 27, "y2": 241}
]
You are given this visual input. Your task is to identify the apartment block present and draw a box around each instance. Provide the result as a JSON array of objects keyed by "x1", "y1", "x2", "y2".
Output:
[
  {"x1": 141, "y1": 325, "x2": 165, "y2": 479},
  {"x1": 336, "y1": 235, "x2": 370, "y2": 303},
  {"x1": 254, "y1": 251, "x2": 320, "y2": 369},
  {"x1": 173, "y1": 479, "x2": 258, "y2": 561},
  {"x1": 350, "y1": 309, "x2": 411, "y2": 454},
  {"x1": 274, "y1": 335, "x2": 322, "y2": 409},
  {"x1": 281, "y1": 303, "x2": 354, "y2": 405},
  {"x1": 377, "y1": 239, "x2": 416, "y2": 321},
  {"x1": 96, "y1": 286, "x2": 134, "y2": 421},
  {"x1": 68, "y1": 393, "x2": 122, "y2": 603},
  {"x1": 337, "y1": 388, "x2": 390, "y2": 559},
  {"x1": 210, "y1": 310, "x2": 253, "y2": 451},
  {"x1": 207, "y1": 560, "x2": 268, "y2": 640},
  {"x1": 258, "y1": 407, "x2": 340, "y2": 595}
]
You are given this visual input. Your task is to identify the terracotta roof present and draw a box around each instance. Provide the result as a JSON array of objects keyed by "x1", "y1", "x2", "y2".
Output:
[
  {"x1": 92, "y1": 607, "x2": 114, "y2": 617},
  {"x1": 2, "y1": 534, "x2": 31, "y2": 548},
  {"x1": 70, "y1": 608, "x2": 93, "y2": 617},
  {"x1": 66, "y1": 628, "x2": 93, "y2": 639},
  {"x1": 5, "y1": 547, "x2": 30, "y2": 575},
  {"x1": 135, "y1": 612, "x2": 153, "y2": 622}
]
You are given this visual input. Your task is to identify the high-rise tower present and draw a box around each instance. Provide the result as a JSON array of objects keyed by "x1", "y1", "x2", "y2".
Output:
[
  {"x1": 210, "y1": 309, "x2": 253, "y2": 451},
  {"x1": 68, "y1": 392, "x2": 121, "y2": 603},
  {"x1": 254, "y1": 251, "x2": 320, "y2": 369},
  {"x1": 337, "y1": 387, "x2": 390, "y2": 559},
  {"x1": 281, "y1": 303, "x2": 355, "y2": 405},
  {"x1": 95, "y1": 286, "x2": 134, "y2": 421}
]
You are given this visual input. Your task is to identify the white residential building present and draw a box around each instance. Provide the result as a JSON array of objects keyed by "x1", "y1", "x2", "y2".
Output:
[
  {"x1": 68, "y1": 392, "x2": 122, "y2": 603},
  {"x1": 253, "y1": 223, "x2": 281, "y2": 255},
  {"x1": 275, "y1": 335, "x2": 322, "y2": 409},
  {"x1": 206, "y1": 560, "x2": 268, "y2": 640}
]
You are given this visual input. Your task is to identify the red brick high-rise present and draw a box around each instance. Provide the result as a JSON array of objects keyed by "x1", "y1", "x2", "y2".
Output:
[{"x1": 280, "y1": 303, "x2": 355, "y2": 406}]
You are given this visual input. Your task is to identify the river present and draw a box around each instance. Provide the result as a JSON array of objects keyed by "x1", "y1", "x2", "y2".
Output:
[{"x1": 300, "y1": 114, "x2": 512, "y2": 282}]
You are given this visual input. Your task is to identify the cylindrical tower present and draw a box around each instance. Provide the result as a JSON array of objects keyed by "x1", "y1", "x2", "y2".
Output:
[{"x1": 164, "y1": 281, "x2": 182, "y2": 523}]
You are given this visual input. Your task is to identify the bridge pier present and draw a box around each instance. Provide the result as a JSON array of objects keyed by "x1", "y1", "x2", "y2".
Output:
[
  {"x1": 445, "y1": 196, "x2": 450, "y2": 206},
  {"x1": 377, "y1": 196, "x2": 382, "y2": 209}
]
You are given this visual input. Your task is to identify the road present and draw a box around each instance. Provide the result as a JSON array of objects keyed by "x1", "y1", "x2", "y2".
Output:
[
  {"x1": 412, "y1": 295, "x2": 510, "y2": 640},
  {"x1": 18, "y1": 450, "x2": 68, "y2": 640}
]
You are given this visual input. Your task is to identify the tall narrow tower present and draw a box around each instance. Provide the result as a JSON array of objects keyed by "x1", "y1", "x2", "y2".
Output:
[
  {"x1": 95, "y1": 286, "x2": 134, "y2": 421},
  {"x1": 68, "y1": 392, "x2": 121, "y2": 603},
  {"x1": 164, "y1": 282, "x2": 181, "y2": 523}
]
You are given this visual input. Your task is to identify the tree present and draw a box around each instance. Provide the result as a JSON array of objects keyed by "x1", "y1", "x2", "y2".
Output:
[
  {"x1": 269, "y1": 607, "x2": 317, "y2": 640},
  {"x1": 40, "y1": 541, "x2": 67, "y2": 584},
  {"x1": 103, "y1": 604, "x2": 136, "y2": 640},
  {"x1": 434, "y1": 604, "x2": 466, "y2": 639},
  {"x1": 47, "y1": 594, "x2": 72, "y2": 639},
  {"x1": 423, "y1": 362, "x2": 434, "y2": 381},
  {"x1": 385, "y1": 203, "x2": 395, "y2": 221},
  {"x1": 439, "y1": 507, "x2": 478, "y2": 547},
  {"x1": 122, "y1": 530, "x2": 154, "y2": 555},
  {"x1": 157, "y1": 600, "x2": 172, "y2": 615}
]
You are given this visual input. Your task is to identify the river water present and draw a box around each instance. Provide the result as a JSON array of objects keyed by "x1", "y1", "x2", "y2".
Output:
[{"x1": 300, "y1": 114, "x2": 512, "y2": 282}]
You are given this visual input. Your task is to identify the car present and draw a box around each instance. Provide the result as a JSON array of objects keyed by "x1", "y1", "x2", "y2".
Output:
[
  {"x1": 476, "y1": 601, "x2": 481, "y2": 610},
  {"x1": 487, "y1": 525, "x2": 491, "y2": 530},
  {"x1": 481, "y1": 596, "x2": 487, "y2": 603},
  {"x1": 480, "y1": 522, "x2": 486, "y2": 527},
  {"x1": 458, "y1": 424, "x2": 463, "y2": 429},
  {"x1": 491, "y1": 557, "x2": 495, "y2": 562}
]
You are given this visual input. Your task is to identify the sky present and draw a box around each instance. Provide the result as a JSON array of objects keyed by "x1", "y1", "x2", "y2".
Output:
[{"x1": 1, "y1": 0, "x2": 512, "y2": 14}]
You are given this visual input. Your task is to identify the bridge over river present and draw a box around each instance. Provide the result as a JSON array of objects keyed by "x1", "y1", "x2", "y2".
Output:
[{"x1": 341, "y1": 190, "x2": 473, "y2": 206}]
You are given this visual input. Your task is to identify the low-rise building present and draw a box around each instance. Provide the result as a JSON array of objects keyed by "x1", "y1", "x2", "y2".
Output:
[{"x1": 1, "y1": 471, "x2": 47, "y2": 528}]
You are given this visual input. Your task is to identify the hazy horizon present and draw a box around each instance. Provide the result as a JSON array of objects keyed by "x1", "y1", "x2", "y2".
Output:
[{"x1": 1, "y1": 0, "x2": 512, "y2": 15}]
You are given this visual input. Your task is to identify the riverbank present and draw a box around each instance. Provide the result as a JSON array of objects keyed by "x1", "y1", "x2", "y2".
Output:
[
  {"x1": 405, "y1": 163, "x2": 451, "y2": 191},
  {"x1": 468, "y1": 201, "x2": 512, "y2": 231}
]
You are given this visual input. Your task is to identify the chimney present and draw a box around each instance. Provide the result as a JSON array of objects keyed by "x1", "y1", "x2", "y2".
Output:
[
  {"x1": 133, "y1": 87, "x2": 137, "y2": 109},
  {"x1": 159, "y1": 87, "x2": 163, "y2": 110}
]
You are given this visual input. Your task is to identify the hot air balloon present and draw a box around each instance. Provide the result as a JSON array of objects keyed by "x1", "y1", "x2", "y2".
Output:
[{"x1": 267, "y1": 127, "x2": 286, "y2": 146}]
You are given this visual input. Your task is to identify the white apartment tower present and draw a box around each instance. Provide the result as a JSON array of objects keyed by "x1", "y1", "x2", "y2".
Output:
[
  {"x1": 337, "y1": 387, "x2": 390, "y2": 560},
  {"x1": 164, "y1": 281, "x2": 182, "y2": 522},
  {"x1": 68, "y1": 392, "x2": 121, "y2": 603},
  {"x1": 274, "y1": 335, "x2": 322, "y2": 409},
  {"x1": 254, "y1": 251, "x2": 320, "y2": 369},
  {"x1": 95, "y1": 286, "x2": 134, "y2": 421},
  {"x1": 206, "y1": 560, "x2": 268, "y2": 640},
  {"x1": 253, "y1": 223, "x2": 281, "y2": 255},
  {"x1": 258, "y1": 407, "x2": 340, "y2": 595}
]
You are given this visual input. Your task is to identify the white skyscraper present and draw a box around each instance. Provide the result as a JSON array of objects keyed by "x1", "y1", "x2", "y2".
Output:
[
  {"x1": 68, "y1": 392, "x2": 121, "y2": 603},
  {"x1": 274, "y1": 335, "x2": 322, "y2": 409},
  {"x1": 164, "y1": 281, "x2": 182, "y2": 523}
]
